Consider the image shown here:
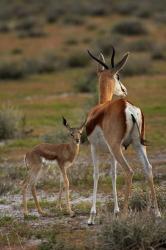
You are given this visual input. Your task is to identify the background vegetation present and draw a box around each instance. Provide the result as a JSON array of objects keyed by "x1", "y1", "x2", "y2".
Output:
[{"x1": 0, "y1": 0, "x2": 165, "y2": 249}]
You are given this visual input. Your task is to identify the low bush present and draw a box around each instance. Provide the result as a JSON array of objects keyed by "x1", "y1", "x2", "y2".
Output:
[
  {"x1": 112, "y1": 19, "x2": 148, "y2": 36},
  {"x1": 67, "y1": 52, "x2": 89, "y2": 68},
  {"x1": 151, "y1": 45, "x2": 166, "y2": 60},
  {"x1": 0, "y1": 61, "x2": 25, "y2": 79},
  {"x1": 62, "y1": 15, "x2": 85, "y2": 26},
  {"x1": 0, "y1": 22, "x2": 10, "y2": 32},
  {"x1": 0, "y1": 105, "x2": 24, "y2": 140},
  {"x1": 74, "y1": 71, "x2": 96, "y2": 93},
  {"x1": 15, "y1": 16, "x2": 46, "y2": 38},
  {"x1": 128, "y1": 39, "x2": 153, "y2": 52},
  {"x1": 122, "y1": 55, "x2": 151, "y2": 76},
  {"x1": 114, "y1": 2, "x2": 137, "y2": 15},
  {"x1": 98, "y1": 214, "x2": 166, "y2": 250},
  {"x1": 95, "y1": 34, "x2": 125, "y2": 54}
]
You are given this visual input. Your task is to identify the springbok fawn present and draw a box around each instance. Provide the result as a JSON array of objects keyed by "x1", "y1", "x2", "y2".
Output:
[
  {"x1": 22, "y1": 117, "x2": 86, "y2": 217},
  {"x1": 86, "y1": 48, "x2": 161, "y2": 225}
]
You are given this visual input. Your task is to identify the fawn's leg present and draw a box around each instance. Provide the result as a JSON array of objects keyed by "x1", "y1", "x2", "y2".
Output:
[{"x1": 61, "y1": 167, "x2": 74, "y2": 217}]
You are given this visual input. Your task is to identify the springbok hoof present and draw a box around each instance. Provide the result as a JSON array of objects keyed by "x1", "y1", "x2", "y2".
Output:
[
  {"x1": 114, "y1": 210, "x2": 120, "y2": 218},
  {"x1": 88, "y1": 220, "x2": 95, "y2": 226},
  {"x1": 88, "y1": 212, "x2": 96, "y2": 225}
]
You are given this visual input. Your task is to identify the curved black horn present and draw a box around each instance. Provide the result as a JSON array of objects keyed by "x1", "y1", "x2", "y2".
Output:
[
  {"x1": 111, "y1": 46, "x2": 115, "y2": 68},
  {"x1": 87, "y1": 50, "x2": 109, "y2": 69}
]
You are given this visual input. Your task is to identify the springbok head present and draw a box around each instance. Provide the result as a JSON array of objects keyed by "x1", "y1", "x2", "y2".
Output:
[
  {"x1": 62, "y1": 117, "x2": 86, "y2": 144},
  {"x1": 87, "y1": 47, "x2": 129, "y2": 99}
]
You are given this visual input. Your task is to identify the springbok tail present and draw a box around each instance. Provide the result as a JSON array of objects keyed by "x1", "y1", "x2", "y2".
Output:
[{"x1": 131, "y1": 114, "x2": 149, "y2": 146}]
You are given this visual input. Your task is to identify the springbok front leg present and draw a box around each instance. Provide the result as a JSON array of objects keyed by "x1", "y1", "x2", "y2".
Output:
[
  {"x1": 111, "y1": 145, "x2": 134, "y2": 216},
  {"x1": 109, "y1": 156, "x2": 120, "y2": 215},
  {"x1": 61, "y1": 167, "x2": 74, "y2": 217},
  {"x1": 22, "y1": 178, "x2": 29, "y2": 216},
  {"x1": 88, "y1": 144, "x2": 99, "y2": 225},
  {"x1": 133, "y1": 142, "x2": 161, "y2": 217},
  {"x1": 57, "y1": 172, "x2": 63, "y2": 211}
]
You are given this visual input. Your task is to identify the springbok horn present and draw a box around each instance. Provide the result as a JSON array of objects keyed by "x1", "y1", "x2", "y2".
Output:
[
  {"x1": 111, "y1": 45, "x2": 115, "y2": 68},
  {"x1": 87, "y1": 50, "x2": 109, "y2": 69},
  {"x1": 97, "y1": 52, "x2": 105, "y2": 71}
]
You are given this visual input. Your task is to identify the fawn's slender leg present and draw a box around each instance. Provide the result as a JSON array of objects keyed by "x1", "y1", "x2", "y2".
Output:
[
  {"x1": 22, "y1": 178, "x2": 29, "y2": 216},
  {"x1": 61, "y1": 167, "x2": 74, "y2": 216},
  {"x1": 88, "y1": 144, "x2": 99, "y2": 225},
  {"x1": 58, "y1": 172, "x2": 63, "y2": 210},
  {"x1": 132, "y1": 142, "x2": 161, "y2": 217},
  {"x1": 31, "y1": 184, "x2": 46, "y2": 215}
]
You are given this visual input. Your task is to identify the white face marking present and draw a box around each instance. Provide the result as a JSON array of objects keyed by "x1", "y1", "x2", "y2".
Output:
[{"x1": 113, "y1": 75, "x2": 127, "y2": 97}]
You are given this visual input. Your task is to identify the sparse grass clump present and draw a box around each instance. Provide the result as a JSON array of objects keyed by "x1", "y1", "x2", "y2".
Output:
[
  {"x1": 98, "y1": 214, "x2": 166, "y2": 250},
  {"x1": 0, "y1": 105, "x2": 24, "y2": 140},
  {"x1": 112, "y1": 19, "x2": 148, "y2": 36}
]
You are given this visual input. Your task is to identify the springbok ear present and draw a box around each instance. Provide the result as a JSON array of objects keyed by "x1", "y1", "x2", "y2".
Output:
[
  {"x1": 113, "y1": 52, "x2": 130, "y2": 74},
  {"x1": 62, "y1": 116, "x2": 70, "y2": 129},
  {"x1": 79, "y1": 117, "x2": 87, "y2": 132},
  {"x1": 97, "y1": 53, "x2": 105, "y2": 72}
]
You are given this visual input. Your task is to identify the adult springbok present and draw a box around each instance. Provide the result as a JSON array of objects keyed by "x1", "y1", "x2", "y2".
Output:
[
  {"x1": 86, "y1": 48, "x2": 161, "y2": 225},
  {"x1": 22, "y1": 117, "x2": 86, "y2": 217}
]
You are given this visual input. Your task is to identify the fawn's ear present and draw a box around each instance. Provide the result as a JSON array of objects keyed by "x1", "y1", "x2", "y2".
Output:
[
  {"x1": 62, "y1": 116, "x2": 70, "y2": 129},
  {"x1": 79, "y1": 117, "x2": 87, "y2": 132}
]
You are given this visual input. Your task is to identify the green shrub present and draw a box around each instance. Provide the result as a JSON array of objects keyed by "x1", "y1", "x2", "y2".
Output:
[
  {"x1": 98, "y1": 214, "x2": 166, "y2": 250},
  {"x1": 0, "y1": 61, "x2": 25, "y2": 80},
  {"x1": 151, "y1": 45, "x2": 166, "y2": 60},
  {"x1": 67, "y1": 52, "x2": 89, "y2": 68},
  {"x1": 123, "y1": 55, "x2": 151, "y2": 76},
  {"x1": 15, "y1": 17, "x2": 46, "y2": 38},
  {"x1": 128, "y1": 39, "x2": 153, "y2": 52},
  {"x1": 74, "y1": 71, "x2": 96, "y2": 93},
  {"x1": 65, "y1": 38, "x2": 78, "y2": 46},
  {"x1": 95, "y1": 34, "x2": 125, "y2": 54},
  {"x1": 0, "y1": 105, "x2": 24, "y2": 140},
  {"x1": 0, "y1": 22, "x2": 10, "y2": 32},
  {"x1": 112, "y1": 19, "x2": 148, "y2": 36},
  {"x1": 62, "y1": 15, "x2": 85, "y2": 26},
  {"x1": 114, "y1": 2, "x2": 137, "y2": 15}
]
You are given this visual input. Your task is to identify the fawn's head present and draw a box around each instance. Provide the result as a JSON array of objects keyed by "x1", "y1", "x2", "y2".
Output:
[
  {"x1": 62, "y1": 117, "x2": 86, "y2": 144},
  {"x1": 88, "y1": 47, "x2": 129, "y2": 103}
]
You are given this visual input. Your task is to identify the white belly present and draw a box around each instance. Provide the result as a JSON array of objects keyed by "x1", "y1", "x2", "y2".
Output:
[
  {"x1": 41, "y1": 157, "x2": 58, "y2": 167},
  {"x1": 88, "y1": 126, "x2": 109, "y2": 153}
]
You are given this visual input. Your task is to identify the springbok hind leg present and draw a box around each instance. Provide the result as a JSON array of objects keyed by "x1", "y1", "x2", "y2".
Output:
[
  {"x1": 133, "y1": 143, "x2": 161, "y2": 217},
  {"x1": 111, "y1": 146, "x2": 134, "y2": 216},
  {"x1": 109, "y1": 156, "x2": 120, "y2": 215},
  {"x1": 22, "y1": 178, "x2": 29, "y2": 216},
  {"x1": 88, "y1": 144, "x2": 99, "y2": 225}
]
